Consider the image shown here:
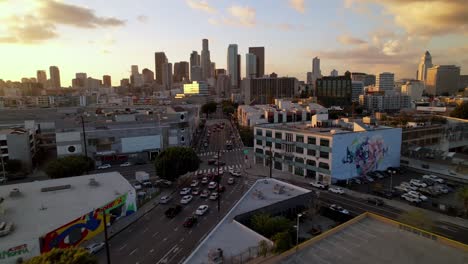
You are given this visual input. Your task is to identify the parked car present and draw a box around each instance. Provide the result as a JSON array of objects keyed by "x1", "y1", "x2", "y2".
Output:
[
  {"x1": 192, "y1": 188, "x2": 200, "y2": 195},
  {"x1": 180, "y1": 187, "x2": 192, "y2": 195},
  {"x1": 159, "y1": 195, "x2": 172, "y2": 204},
  {"x1": 310, "y1": 181, "x2": 326, "y2": 189},
  {"x1": 183, "y1": 216, "x2": 197, "y2": 228},
  {"x1": 134, "y1": 183, "x2": 142, "y2": 190},
  {"x1": 201, "y1": 177, "x2": 209, "y2": 184},
  {"x1": 351, "y1": 178, "x2": 362, "y2": 184},
  {"x1": 422, "y1": 175, "x2": 444, "y2": 183},
  {"x1": 328, "y1": 187, "x2": 344, "y2": 194},
  {"x1": 97, "y1": 164, "x2": 111, "y2": 170},
  {"x1": 195, "y1": 205, "x2": 209, "y2": 215},
  {"x1": 406, "y1": 191, "x2": 428, "y2": 201},
  {"x1": 227, "y1": 177, "x2": 235, "y2": 185},
  {"x1": 372, "y1": 190, "x2": 394, "y2": 199},
  {"x1": 329, "y1": 204, "x2": 349, "y2": 214},
  {"x1": 200, "y1": 189, "x2": 210, "y2": 198},
  {"x1": 165, "y1": 205, "x2": 182, "y2": 218},
  {"x1": 401, "y1": 193, "x2": 421, "y2": 203},
  {"x1": 410, "y1": 179, "x2": 427, "y2": 188},
  {"x1": 142, "y1": 181, "x2": 153, "y2": 188},
  {"x1": 400, "y1": 182, "x2": 419, "y2": 191},
  {"x1": 190, "y1": 180, "x2": 199, "y2": 187},
  {"x1": 367, "y1": 197, "x2": 385, "y2": 206},
  {"x1": 85, "y1": 242, "x2": 105, "y2": 254},
  {"x1": 209, "y1": 192, "x2": 219, "y2": 200},
  {"x1": 208, "y1": 181, "x2": 218, "y2": 190},
  {"x1": 180, "y1": 195, "x2": 193, "y2": 204},
  {"x1": 120, "y1": 162, "x2": 132, "y2": 167},
  {"x1": 208, "y1": 159, "x2": 216, "y2": 165}
]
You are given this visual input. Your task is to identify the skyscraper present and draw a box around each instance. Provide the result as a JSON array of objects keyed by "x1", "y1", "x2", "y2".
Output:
[
  {"x1": 330, "y1": 69, "x2": 338, "y2": 77},
  {"x1": 190, "y1": 51, "x2": 201, "y2": 81},
  {"x1": 162, "y1": 62, "x2": 173, "y2": 90},
  {"x1": 248, "y1": 47, "x2": 265, "y2": 77},
  {"x1": 417, "y1": 51, "x2": 433, "y2": 82},
  {"x1": 74, "y1": 73, "x2": 87, "y2": 89},
  {"x1": 131, "y1": 65, "x2": 139, "y2": 75},
  {"x1": 155, "y1": 52, "x2": 167, "y2": 85},
  {"x1": 49, "y1": 66, "x2": 61, "y2": 89},
  {"x1": 312, "y1": 57, "x2": 321, "y2": 83},
  {"x1": 142, "y1": 68, "x2": 154, "y2": 84},
  {"x1": 306, "y1": 72, "x2": 313, "y2": 84},
  {"x1": 201, "y1": 39, "x2": 211, "y2": 80},
  {"x1": 425, "y1": 65, "x2": 460, "y2": 95},
  {"x1": 210, "y1": 62, "x2": 216, "y2": 79},
  {"x1": 174, "y1": 61, "x2": 190, "y2": 82},
  {"x1": 376, "y1": 72, "x2": 395, "y2": 94},
  {"x1": 191, "y1": 66, "x2": 202, "y2": 82},
  {"x1": 102, "y1": 75, "x2": 111, "y2": 87},
  {"x1": 36, "y1": 70, "x2": 47, "y2": 88},
  {"x1": 246, "y1": 53, "x2": 257, "y2": 78},
  {"x1": 227, "y1": 44, "x2": 239, "y2": 88},
  {"x1": 237, "y1": 54, "x2": 241, "y2": 87}
]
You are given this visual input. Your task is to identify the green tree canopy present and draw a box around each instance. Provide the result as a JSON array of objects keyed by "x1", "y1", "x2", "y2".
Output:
[
  {"x1": 456, "y1": 186, "x2": 468, "y2": 217},
  {"x1": 155, "y1": 147, "x2": 200, "y2": 181},
  {"x1": 201, "y1": 102, "x2": 217, "y2": 117},
  {"x1": 45, "y1": 155, "x2": 95, "y2": 179},
  {"x1": 272, "y1": 231, "x2": 293, "y2": 253},
  {"x1": 238, "y1": 126, "x2": 254, "y2": 147},
  {"x1": 5, "y1": 159, "x2": 23, "y2": 173},
  {"x1": 25, "y1": 248, "x2": 97, "y2": 264},
  {"x1": 251, "y1": 213, "x2": 294, "y2": 238},
  {"x1": 398, "y1": 209, "x2": 434, "y2": 232},
  {"x1": 450, "y1": 102, "x2": 468, "y2": 119}
]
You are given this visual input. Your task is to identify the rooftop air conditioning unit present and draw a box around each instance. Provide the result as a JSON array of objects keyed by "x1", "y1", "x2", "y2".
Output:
[{"x1": 89, "y1": 178, "x2": 99, "y2": 186}]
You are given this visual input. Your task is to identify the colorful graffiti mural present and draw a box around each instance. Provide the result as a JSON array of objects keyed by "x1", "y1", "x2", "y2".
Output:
[
  {"x1": 341, "y1": 135, "x2": 389, "y2": 176},
  {"x1": 40, "y1": 192, "x2": 136, "y2": 253}
]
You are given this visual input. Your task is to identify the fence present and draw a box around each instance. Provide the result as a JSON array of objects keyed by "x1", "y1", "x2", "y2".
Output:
[{"x1": 222, "y1": 244, "x2": 272, "y2": 264}]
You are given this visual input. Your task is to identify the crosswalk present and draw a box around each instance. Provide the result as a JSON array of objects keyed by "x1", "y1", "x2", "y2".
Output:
[
  {"x1": 198, "y1": 148, "x2": 243, "y2": 157},
  {"x1": 194, "y1": 164, "x2": 243, "y2": 175}
]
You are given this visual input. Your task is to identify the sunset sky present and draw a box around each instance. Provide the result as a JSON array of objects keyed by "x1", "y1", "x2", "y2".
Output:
[{"x1": 0, "y1": 0, "x2": 467, "y2": 86}]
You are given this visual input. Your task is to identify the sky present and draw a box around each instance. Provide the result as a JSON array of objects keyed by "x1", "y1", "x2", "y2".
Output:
[{"x1": 0, "y1": 0, "x2": 467, "y2": 86}]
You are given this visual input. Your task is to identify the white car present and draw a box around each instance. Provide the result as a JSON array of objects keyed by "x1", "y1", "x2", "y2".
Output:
[
  {"x1": 310, "y1": 181, "x2": 326, "y2": 189},
  {"x1": 423, "y1": 175, "x2": 444, "y2": 183},
  {"x1": 180, "y1": 187, "x2": 192, "y2": 195},
  {"x1": 120, "y1": 162, "x2": 131, "y2": 167},
  {"x1": 208, "y1": 181, "x2": 218, "y2": 190},
  {"x1": 227, "y1": 177, "x2": 235, "y2": 185},
  {"x1": 200, "y1": 189, "x2": 210, "y2": 198},
  {"x1": 180, "y1": 195, "x2": 193, "y2": 204},
  {"x1": 134, "y1": 184, "x2": 142, "y2": 190},
  {"x1": 209, "y1": 192, "x2": 219, "y2": 200},
  {"x1": 0, "y1": 177, "x2": 7, "y2": 184},
  {"x1": 401, "y1": 193, "x2": 422, "y2": 203},
  {"x1": 329, "y1": 204, "x2": 349, "y2": 214},
  {"x1": 400, "y1": 182, "x2": 419, "y2": 191},
  {"x1": 230, "y1": 171, "x2": 241, "y2": 177},
  {"x1": 410, "y1": 179, "x2": 427, "y2": 188},
  {"x1": 328, "y1": 187, "x2": 344, "y2": 195},
  {"x1": 85, "y1": 242, "x2": 105, "y2": 254},
  {"x1": 201, "y1": 177, "x2": 209, "y2": 184},
  {"x1": 406, "y1": 191, "x2": 428, "y2": 201},
  {"x1": 97, "y1": 164, "x2": 111, "y2": 170},
  {"x1": 195, "y1": 205, "x2": 209, "y2": 215},
  {"x1": 159, "y1": 195, "x2": 172, "y2": 204},
  {"x1": 190, "y1": 180, "x2": 199, "y2": 187}
]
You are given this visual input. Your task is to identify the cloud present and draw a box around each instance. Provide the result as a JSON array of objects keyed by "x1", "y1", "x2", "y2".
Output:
[
  {"x1": 0, "y1": 15, "x2": 58, "y2": 43},
  {"x1": 186, "y1": 0, "x2": 216, "y2": 14},
  {"x1": 337, "y1": 34, "x2": 367, "y2": 45},
  {"x1": 137, "y1": 15, "x2": 148, "y2": 23},
  {"x1": 226, "y1": 5, "x2": 256, "y2": 27},
  {"x1": 289, "y1": 0, "x2": 305, "y2": 13}
]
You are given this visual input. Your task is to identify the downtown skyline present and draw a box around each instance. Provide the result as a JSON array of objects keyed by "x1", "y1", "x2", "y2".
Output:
[{"x1": 0, "y1": 0, "x2": 467, "y2": 86}]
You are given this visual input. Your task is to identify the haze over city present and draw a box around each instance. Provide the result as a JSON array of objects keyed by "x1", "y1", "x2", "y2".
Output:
[{"x1": 1, "y1": 0, "x2": 467, "y2": 86}]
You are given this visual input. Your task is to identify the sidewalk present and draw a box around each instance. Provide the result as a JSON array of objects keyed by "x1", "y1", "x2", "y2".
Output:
[{"x1": 244, "y1": 164, "x2": 468, "y2": 229}]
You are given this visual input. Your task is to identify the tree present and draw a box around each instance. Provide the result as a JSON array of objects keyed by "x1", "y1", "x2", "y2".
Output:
[
  {"x1": 272, "y1": 231, "x2": 293, "y2": 253},
  {"x1": 251, "y1": 213, "x2": 293, "y2": 238},
  {"x1": 456, "y1": 186, "x2": 468, "y2": 217},
  {"x1": 450, "y1": 102, "x2": 468, "y2": 119},
  {"x1": 257, "y1": 240, "x2": 269, "y2": 257},
  {"x1": 45, "y1": 156, "x2": 95, "y2": 179},
  {"x1": 5, "y1": 159, "x2": 23, "y2": 173},
  {"x1": 25, "y1": 247, "x2": 97, "y2": 264},
  {"x1": 398, "y1": 209, "x2": 434, "y2": 231},
  {"x1": 201, "y1": 102, "x2": 217, "y2": 117},
  {"x1": 238, "y1": 126, "x2": 254, "y2": 147},
  {"x1": 154, "y1": 147, "x2": 200, "y2": 181}
]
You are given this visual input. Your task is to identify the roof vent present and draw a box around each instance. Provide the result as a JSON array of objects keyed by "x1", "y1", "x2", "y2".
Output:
[
  {"x1": 89, "y1": 178, "x2": 99, "y2": 187},
  {"x1": 9, "y1": 188, "x2": 21, "y2": 198}
]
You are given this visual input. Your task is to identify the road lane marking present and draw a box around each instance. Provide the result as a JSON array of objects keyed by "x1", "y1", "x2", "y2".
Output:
[
  {"x1": 180, "y1": 237, "x2": 184, "y2": 242},
  {"x1": 143, "y1": 227, "x2": 149, "y2": 233},
  {"x1": 129, "y1": 248, "x2": 138, "y2": 256},
  {"x1": 150, "y1": 249, "x2": 154, "y2": 253},
  {"x1": 118, "y1": 244, "x2": 127, "y2": 251},
  {"x1": 174, "y1": 227, "x2": 179, "y2": 232},
  {"x1": 163, "y1": 237, "x2": 168, "y2": 241},
  {"x1": 166, "y1": 247, "x2": 183, "y2": 264},
  {"x1": 178, "y1": 256, "x2": 187, "y2": 264},
  {"x1": 156, "y1": 245, "x2": 178, "y2": 264},
  {"x1": 188, "y1": 230, "x2": 193, "y2": 235},
  {"x1": 152, "y1": 231, "x2": 159, "y2": 237}
]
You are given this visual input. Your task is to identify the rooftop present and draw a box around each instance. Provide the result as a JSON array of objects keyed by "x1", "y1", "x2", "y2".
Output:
[
  {"x1": 266, "y1": 213, "x2": 468, "y2": 264},
  {"x1": 0, "y1": 172, "x2": 133, "y2": 248},
  {"x1": 184, "y1": 178, "x2": 310, "y2": 264}
]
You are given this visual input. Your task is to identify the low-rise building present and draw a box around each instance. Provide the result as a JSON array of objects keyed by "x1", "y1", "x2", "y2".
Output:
[
  {"x1": 0, "y1": 121, "x2": 39, "y2": 171},
  {"x1": 401, "y1": 80, "x2": 425, "y2": 101},
  {"x1": 242, "y1": 77, "x2": 298, "y2": 105},
  {"x1": 359, "y1": 94, "x2": 411, "y2": 112}
]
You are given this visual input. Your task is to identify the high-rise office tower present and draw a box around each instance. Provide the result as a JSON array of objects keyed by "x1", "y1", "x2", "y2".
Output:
[
  {"x1": 215, "y1": 69, "x2": 226, "y2": 78},
  {"x1": 73, "y1": 73, "x2": 87, "y2": 89},
  {"x1": 102, "y1": 75, "x2": 111, "y2": 87},
  {"x1": 246, "y1": 53, "x2": 257, "y2": 78},
  {"x1": 311, "y1": 57, "x2": 321, "y2": 84},
  {"x1": 248, "y1": 47, "x2": 265, "y2": 77},
  {"x1": 227, "y1": 44, "x2": 239, "y2": 88},
  {"x1": 120, "y1": 78, "x2": 130, "y2": 87},
  {"x1": 142, "y1": 68, "x2": 154, "y2": 84},
  {"x1": 306, "y1": 72, "x2": 313, "y2": 84},
  {"x1": 174, "y1": 61, "x2": 190, "y2": 82},
  {"x1": 155, "y1": 52, "x2": 167, "y2": 85},
  {"x1": 131, "y1": 65, "x2": 139, "y2": 75},
  {"x1": 36, "y1": 70, "x2": 47, "y2": 88},
  {"x1": 330, "y1": 69, "x2": 338, "y2": 77},
  {"x1": 426, "y1": 65, "x2": 460, "y2": 95},
  {"x1": 376, "y1": 72, "x2": 395, "y2": 94},
  {"x1": 162, "y1": 62, "x2": 173, "y2": 90},
  {"x1": 216, "y1": 74, "x2": 231, "y2": 97},
  {"x1": 49, "y1": 66, "x2": 61, "y2": 89},
  {"x1": 191, "y1": 66, "x2": 202, "y2": 82},
  {"x1": 237, "y1": 54, "x2": 241, "y2": 87},
  {"x1": 201, "y1": 39, "x2": 211, "y2": 80},
  {"x1": 190, "y1": 51, "x2": 201, "y2": 81},
  {"x1": 417, "y1": 51, "x2": 433, "y2": 82},
  {"x1": 210, "y1": 62, "x2": 216, "y2": 79}
]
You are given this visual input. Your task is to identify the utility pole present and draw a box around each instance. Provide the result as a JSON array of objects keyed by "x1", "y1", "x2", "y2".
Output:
[
  {"x1": 80, "y1": 115, "x2": 88, "y2": 159},
  {"x1": 102, "y1": 210, "x2": 111, "y2": 264},
  {"x1": 269, "y1": 146, "x2": 273, "y2": 178}
]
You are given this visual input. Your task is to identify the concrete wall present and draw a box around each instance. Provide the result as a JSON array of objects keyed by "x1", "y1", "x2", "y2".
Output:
[{"x1": 7, "y1": 133, "x2": 33, "y2": 170}]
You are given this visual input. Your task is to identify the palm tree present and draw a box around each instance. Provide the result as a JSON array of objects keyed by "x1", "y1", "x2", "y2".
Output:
[{"x1": 457, "y1": 186, "x2": 468, "y2": 217}]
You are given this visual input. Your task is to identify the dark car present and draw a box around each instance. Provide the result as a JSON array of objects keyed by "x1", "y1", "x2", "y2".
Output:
[
  {"x1": 214, "y1": 161, "x2": 226, "y2": 166},
  {"x1": 183, "y1": 216, "x2": 198, "y2": 228},
  {"x1": 208, "y1": 159, "x2": 216, "y2": 165},
  {"x1": 372, "y1": 190, "x2": 394, "y2": 199},
  {"x1": 165, "y1": 205, "x2": 182, "y2": 218},
  {"x1": 367, "y1": 197, "x2": 385, "y2": 206}
]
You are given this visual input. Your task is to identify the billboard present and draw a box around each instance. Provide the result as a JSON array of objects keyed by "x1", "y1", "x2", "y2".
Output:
[
  {"x1": 331, "y1": 128, "x2": 402, "y2": 180},
  {"x1": 40, "y1": 192, "x2": 136, "y2": 253},
  {"x1": 121, "y1": 135, "x2": 161, "y2": 153},
  {"x1": 0, "y1": 240, "x2": 40, "y2": 264}
]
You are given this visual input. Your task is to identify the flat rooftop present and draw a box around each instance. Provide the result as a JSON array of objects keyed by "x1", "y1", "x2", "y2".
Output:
[
  {"x1": 269, "y1": 214, "x2": 468, "y2": 264},
  {"x1": 0, "y1": 172, "x2": 133, "y2": 248},
  {"x1": 184, "y1": 178, "x2": 310, "y2": 264}
]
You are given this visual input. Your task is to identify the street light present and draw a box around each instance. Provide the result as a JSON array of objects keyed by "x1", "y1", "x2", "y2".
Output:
[{"x1": 296, "y1": 213, "x2": 305, "y2": 251}]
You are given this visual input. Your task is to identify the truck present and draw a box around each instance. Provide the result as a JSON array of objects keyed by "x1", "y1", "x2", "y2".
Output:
[{"x1": 135, "y1": 171, "x2": 150, "y2": 183}]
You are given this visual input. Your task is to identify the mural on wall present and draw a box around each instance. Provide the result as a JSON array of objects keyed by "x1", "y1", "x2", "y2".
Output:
[
  {"x1": 341, "y1": 135, "x2": 389, "y2": 176},
  {"x1": 40, "y1": 192, "x2": 136, "y2": 253}
]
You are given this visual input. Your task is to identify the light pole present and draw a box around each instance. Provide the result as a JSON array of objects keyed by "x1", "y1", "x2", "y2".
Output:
[
  {"x1": 296, "y1": 213, "x2": 304, "y2": 251},
  {"x1": 0, "y1": 154, "x2": 6, "y2": 180},
  {"x1": 387, "y1": 169, "x2": 395, "y2": 190}
]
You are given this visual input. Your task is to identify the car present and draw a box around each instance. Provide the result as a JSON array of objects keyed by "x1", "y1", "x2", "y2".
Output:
[
  {"x1": 364, "y1": 176, "x2": 374, "y2": 182},
  {"x1": 180, "y1": 187, "x2": 192, "y2": 195},
  {"x1": 201, "y1": 177, "x2": 209, "y2": 184},
  {"x1": 401, "y1": 193, "x2": 421, "y2": 203},
  {"x1": 328, "y1": 187, "x2": 344, "y2": 194},
  {"x1": 134, "y1": 183, "x2": 142, "y2": 190},
  {"x1": 190, "y1": 180, "x2": 199, "y2": 187},
  {"x1": 230, "y1": 171, "x2": 241, "y2": 177},
  {"x1": 165, "y1": 205, "x2": 182, "y2": 218},
  {"x1": 208, "y1": 181, "x2": 218, "y2": 190},
  {"x1": 142, "y1": 181, "x2": 153, "y2": 188},
  {"x1": 97, "y1": 164, "x2": 111, "y2": 170},
  {"x1": 421, "y1": 178, "x2": 435, "y2": 186},
  {"x1": 367, "y1": 197, "x2": 385, "y2": 206},
  {"x1": 422, "y1": 174, "x2": 444, "y2": 183},
  {"x1": 372, "y1": 190, "x2": 394, "y2": 199},
  {"x1": 180, "y1": 195, "x2": 193, "y2": 204},
  {"x1": 120, "y1": 162, "x2": 132, "y2": 167},
  {"x1": 213, "y1": 154, "x2": 220, "y2": 159},
  {"x1": 0, "y1": 177, "x2": 7, "y2": 184},
  {"x1": 351, "y1": 178, "x2": 362, "y2": 184},
  {"x1": 209, "y1": 192, "x2": 219, "y2": 200},
  {"x1": 208, "y1": 159, "x2": 216, "y2": 165},
  {"x1": 214, "y1": 161, "x2": 226, "y2": 166},
  {"x1": 329, "y1": 204, "x2": 349, "y2": 214},
  {"x1": 195, "y1": 205, "x2": 209, "y2": 215},
  {"x1": 448, "y1": 170, "x2": 457, "y2": 176},
  {"x1": 200, "y1": 189, "x2": 210, "y2": 198},
  {"x1": 204, "y1": 142, "x2": 208, "y2": 147},
  {"x1": 85, "y1": 242, "x2": 105, "y2": 254},
  {"x1": 406, "y1": 191, "x2": 428, "y2": 201},
  {"x1": 410, "y1": 179, "x2": 427, "y2": 188},
  {"x1": 310, "y1": 181, "x2": 326, "y2": 189},
  {"x1": 183, "y1": 216, "x2": 198, "y2": 228},
  {"x1": 217, "y1": 185, "x2": 225, "y2": 193},
  {"x1": 227, "y1": 177, "x2": 235, "y2": 185},
  {"x1": 400, "y1": 182, "x2": 419, "y2": 191},
  {"x1": 159, "y1": 195, "x2": 172, "y2": 204},
  {"x1": 192, "y1": 188, "x2": 200, "y2": 195}
]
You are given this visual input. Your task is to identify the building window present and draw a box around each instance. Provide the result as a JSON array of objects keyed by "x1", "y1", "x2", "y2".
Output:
[
  {"x1": 256, "y1": 139, "x2": 262, "y2": 146},
  {"x1": 306, "y1": 170, "x2": 316, "y2": 178},
  {"x1": 296, "y1": 146, "x2": 304, "y2": 154},
  {"x1": 294, "y1": 167, "x2": 304, "y2": 176},
  {"x1": 181, "y1": 136, "x2": 185, "y2": 142},
  {"x1": 256, "y1": 129, "x2": 263, "y2": 136},
  {"x1": 275, "y1": 132, "x2": 282, "y2": 139},
  {"x1": 307, "y1": 136, "x2": 316, "y2": 145},
  {"x1": 255, "y1": 148, "x2": 263, "y2": 154},
  {"x1": 307, "y1": 149, "x2": 316, "y2": 156},
  {"x1": 296, "y1": 135, "x2": 304, "y2": 143},
  {"x1": 320, "y1": 151, "x2": 329, "y2": 159},
  {"x1": 274, "y1": 161, "x2": 282, "y2": 170},
  {"x1": 320, "y1": 139, "x2": 330, "y2": 147},
  {"x1": 319, "y1": 162, "x2": 329, "y2": 170},
  {"x1": 266, "y1": 130, "x2": 272, "y2": 137},
  {"x1": 307, "y1": 159, "x2": 316, "y2": 167},
  {"x1": 285, "y1": 133, "x2": 293, "y2": 142},
  {"x1": 266, "y1": 141, "x2": 272, "y2": 147},
  {"x1": 275, "y1": 143, "x2": 281, "y2": 149}
]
